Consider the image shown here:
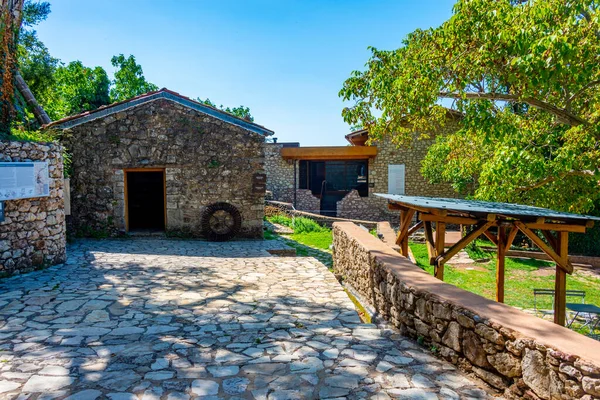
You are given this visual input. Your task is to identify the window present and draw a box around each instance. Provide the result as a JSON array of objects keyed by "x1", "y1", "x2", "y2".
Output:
[{"x1": 388, "y1": 164, "x2": 405, "y2": 195}]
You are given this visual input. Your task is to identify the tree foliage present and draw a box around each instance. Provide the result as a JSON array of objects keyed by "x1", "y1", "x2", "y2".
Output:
[
  {"x1": 110, "y1": 54, "x2": 158, "y2": 102},
  {"x1": 18, "y1": 0, "x2": 57, "y2": 114},
  {"x1": 340, "y1": 0, "x2": 600, "y2": 213},
  {"x1": 197, "y1": 98, "x2": 254, "y2": 122},
  {"x1": 48, "y1": 61, "x2": 110, "y2": 118}
]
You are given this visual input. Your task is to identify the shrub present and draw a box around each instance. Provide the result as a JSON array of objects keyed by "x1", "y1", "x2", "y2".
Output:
[
  {"x1": 268, "y1": 214, "x2": 294, "y2": 228},
  {"x1": 267, "y1": 215, "x2": 328, "y2": 234},
  {"x1": 292, "y1": 217, "x2": 327, "y2": 234}
]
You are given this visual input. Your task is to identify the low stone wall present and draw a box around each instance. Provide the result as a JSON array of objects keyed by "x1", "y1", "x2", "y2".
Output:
[
  {"x1": 295, "y1": 189, "x2": 320, "y2": 214},
  {"x1": 265, "y1": 201, "x2": 377, "y2": 230},
  {"x1": 0, "y1": 141, "x2": 66, "y2": 277},
  {"x1": 336, "y1": 189, "x2": 400, "y2": 222},
  {"x1": 333, "y1": 222, "x2": 600, "y2": 399}
]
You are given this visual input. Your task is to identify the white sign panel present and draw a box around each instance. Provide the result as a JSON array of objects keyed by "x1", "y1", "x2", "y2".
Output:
[
  {"x1": 388, "y1": 164, "x2": 406, "y2": 195},
  {"x1": 0, "y1": 162, "x2": 50, "y2": 200}
]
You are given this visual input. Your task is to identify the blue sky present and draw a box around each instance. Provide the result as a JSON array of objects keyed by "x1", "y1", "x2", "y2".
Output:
[{"x1": 36, "y1": 0, "x2": 456, "y2": 145}]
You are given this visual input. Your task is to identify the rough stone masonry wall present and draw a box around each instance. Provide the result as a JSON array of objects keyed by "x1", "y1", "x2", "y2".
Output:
[
  {"x1": 335, "y1": 127, "x2": 461, "y2": 222},
  {"x1": 62, "y1": 98, "x2": 265, "y2": 238},
  {"x1": 333, "y1": 221, "x2": 600, "y2": 400},
  {"x1": 264, "y1": 143, "x2": 295, "y2": 203},
  {"x1": 0, "y1": 141, "x2": 66, "y2": 277}
]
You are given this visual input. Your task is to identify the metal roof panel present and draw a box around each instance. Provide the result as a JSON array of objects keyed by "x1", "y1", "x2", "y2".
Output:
[{"x1": 375, "y1": 194, "x2": 600, "y2": 222}]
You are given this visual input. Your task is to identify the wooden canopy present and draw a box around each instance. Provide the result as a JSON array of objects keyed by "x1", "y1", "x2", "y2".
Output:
[
  {"x1": 280, "y1": 146, "x2": 377, "y2": 160},
  {"x1": 376, "y1": 194, "x2": 600, "y2": 326}
]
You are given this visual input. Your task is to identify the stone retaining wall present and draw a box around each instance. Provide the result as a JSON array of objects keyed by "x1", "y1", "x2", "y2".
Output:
[
  {"x1": 333, "y1": 222, "x2": 600, "y2": 399},
  {"x1": 0, "y1": 141, "x2": 66, "y2": 276},
  {"x1": 265, "y1": 201, "x2": 377, "y2": 230}
]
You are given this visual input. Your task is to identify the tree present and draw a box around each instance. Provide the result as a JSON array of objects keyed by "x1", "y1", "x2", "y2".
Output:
[
  {"x1": 18, "y1": 1, "x2": 57, "y2": 109},
  {"x1": 340, "y1": 0, "x2": 600, "y2": 214},
  {"x1": 0, "y1": 0, "x2": 25, "y2": 135},
  {"x1": 49, "y1": 61, "x2": 110, "y2": 118},
  {"x1": 110, "y1": 54, "x2": 158, "y2": 102},
  {"x1": 197, "y1": 97, "x2": 254, "y2": 122}
]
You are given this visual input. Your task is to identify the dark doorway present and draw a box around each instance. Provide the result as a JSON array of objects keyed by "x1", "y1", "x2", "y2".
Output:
[
  {"x1": 299, "y1": 160, "x2": 369, "y2": 216},
  {"x1": 126, "y1": 170, "x2": 165, "y2": 231}
]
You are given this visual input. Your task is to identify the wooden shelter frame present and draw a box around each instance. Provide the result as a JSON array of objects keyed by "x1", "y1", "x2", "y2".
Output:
[{"x1": 385, "y1": 197, "x2": 596, "y2": 326}]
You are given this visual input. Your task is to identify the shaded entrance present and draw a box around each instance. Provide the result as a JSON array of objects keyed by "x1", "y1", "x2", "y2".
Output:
[
  {"x1": 126, "y1": 170, "x2": 165, "y2": 231},
  {"x1": 299, "y1": 160, "x2": 368, "y2": 216}
]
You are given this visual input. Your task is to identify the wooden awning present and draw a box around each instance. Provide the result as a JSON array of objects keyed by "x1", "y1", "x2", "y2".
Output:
[
  {"x1": 376, "y1": 194, "x2": 600, "y2": 327},
  {"x1": 281, "y1": 146, "x2": 377, "y2": 160}
]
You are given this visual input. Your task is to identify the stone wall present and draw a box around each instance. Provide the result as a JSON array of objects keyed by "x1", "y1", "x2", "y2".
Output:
[
  {"x1": 61, "y1": 98, "x2": 265, "y2": 238},
  {"x1": 295, "y1": 189, "x2": 320, "y2": 214},
  {"x1": 333, "y1": 222, "x2": 600, "y2": 399},
  {"x1": 266, "y1": 200, "x2": 377, "y2": 230},
  {"x1": 0, "y1": 141, "x2": 66, "y2": 276},
  {"x1": 264, "y1": 143, "x2": 295, "y2": 203},
  {"x1": 336, "y1": 190, "x2": 390, "y2": 222},
  {"x1": 333, "y1": 128, "x2": 461, "y2": 221}
]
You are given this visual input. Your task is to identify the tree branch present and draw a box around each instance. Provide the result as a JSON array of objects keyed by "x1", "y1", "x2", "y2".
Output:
[
  {"x1": 516, "y1": 170, "x2": 596, "y2": 192},
  {"x1": 566, "y1": 79, "x2": 600, "y2": 107},
  {"x1": 439, "y1": 91, "x2": 588, "y2": 126}
]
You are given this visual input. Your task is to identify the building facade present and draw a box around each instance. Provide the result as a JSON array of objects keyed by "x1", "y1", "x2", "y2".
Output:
[
  {"x1": 49, "y1": 89, "x2": 272, "y2": 239},
  {"x1": 265, "y1": 122, "x2": 460, "y2": 222}
]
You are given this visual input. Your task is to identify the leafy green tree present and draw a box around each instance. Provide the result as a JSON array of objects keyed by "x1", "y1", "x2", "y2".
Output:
[
  {"x1": 340, "y1": 0, "x2": 600, "y2": 214},
  {"x1": 110, "y1": 54, "x2": 158, "y2": 102},
  {"x1": 49, "y1": 61, "x2": 110, "y2": 118},
  {"x1": 18, "y1": 0, "x2": 58, "y2": 113},
  {"x1": 197, "y1": 98, "x2": 254, "y2": 122}
]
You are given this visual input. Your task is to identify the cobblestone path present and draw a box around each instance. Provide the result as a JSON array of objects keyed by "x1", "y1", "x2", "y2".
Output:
[{"x1": 0, "y1": 239, "x2": 496, "y2": 400}]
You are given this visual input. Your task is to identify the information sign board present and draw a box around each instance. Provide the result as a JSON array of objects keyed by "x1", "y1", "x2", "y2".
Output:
[{"x1": 0, "y1": 162, "x2": 50, "y2": 200}]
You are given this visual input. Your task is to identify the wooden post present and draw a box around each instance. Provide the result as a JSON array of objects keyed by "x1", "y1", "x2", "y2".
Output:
[
  {"x1": 396, "y1": 209, "x2": 415, "y2": 257},
  {"x1": 496, "y1": 227, "x2": 506, "y2": 303},
  {"x1": 424, "y1": 221, "x2": 436, "y2": 264},
  {"x1": 435, "y1": 222, "x2": 446, "y2": 280},
  {"x1": 398, "y1": 210, "x2": 406, "y2": 256},
  {"x1": 554, "y1": 231, "x2": 569, "y2": 326}
]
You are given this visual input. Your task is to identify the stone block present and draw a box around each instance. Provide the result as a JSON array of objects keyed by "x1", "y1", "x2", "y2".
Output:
[{"x1": 442, "y1": 321, "x2": 462, "y2": 353}]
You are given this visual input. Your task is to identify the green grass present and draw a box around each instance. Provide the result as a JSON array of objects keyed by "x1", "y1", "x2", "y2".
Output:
[
  {"x1": 267, "y1": 215, "x2": 327, "y2": 234},
  {"x1": 410, "y1": 242, "x2": 600, "y2": 311},
  {"x1": 290, "y1": 231, "x2": 332, "y2": 250}
]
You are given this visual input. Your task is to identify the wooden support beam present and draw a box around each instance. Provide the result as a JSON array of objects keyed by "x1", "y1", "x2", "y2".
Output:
[
  {"x1": 395, "y1": 209, "x2": 415, "y2": 256},
  {"x1": 541, "y1": 230, "x2": 558, "y2": 251},
  {"x1": 388, "y1": 203, "x2": 410, "y2": 212},
  {"x1": 522, "y1": 222, "x2": 587, "y2": 233},
  {"x1": 419, "y1": 213, "x2": 480, "y2": 225},
  {"x1": 434, "y1": 222, "x2": 446, "y2": 280},
  {"x1": 514, "y1": 222, "x2": 573, "y2": 274},
  {"x1": 387, "y1": 202, "x2": 448, "y2": 216},
  {"x1": 554, "y1": 231, "x2": 569, "y2": 326},
  {"x1": 483, "y1": 230, "x2": 498, "y2": 246},
  {"x1": 424, "y1": 221, "x2": 436, "y2": 264},
  {"x1": 496, "y1": 227, "x2": 506, "y2": 303},
  {"x1": 504, "y1": 226, "x2": 519, "y2": 252},
  {"x1": 407, "y1": 221, "x2": 424, "y2": 237},
  {"x1": 437, "y1": 221, "x2": 495, "y2": 265}
]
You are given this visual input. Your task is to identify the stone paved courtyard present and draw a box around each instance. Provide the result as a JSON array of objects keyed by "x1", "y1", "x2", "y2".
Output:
[{"x1": 0, "y1": 239, "x2": 497, "y2": 400}]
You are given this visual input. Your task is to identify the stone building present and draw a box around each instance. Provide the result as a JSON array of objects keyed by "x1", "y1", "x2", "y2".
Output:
[
  {"x1": 265, "y1": 118, "x2": 460, "y2": 222},
  {"x1": 47, "y1": 89, "x2": 273, "y2": 239}
]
